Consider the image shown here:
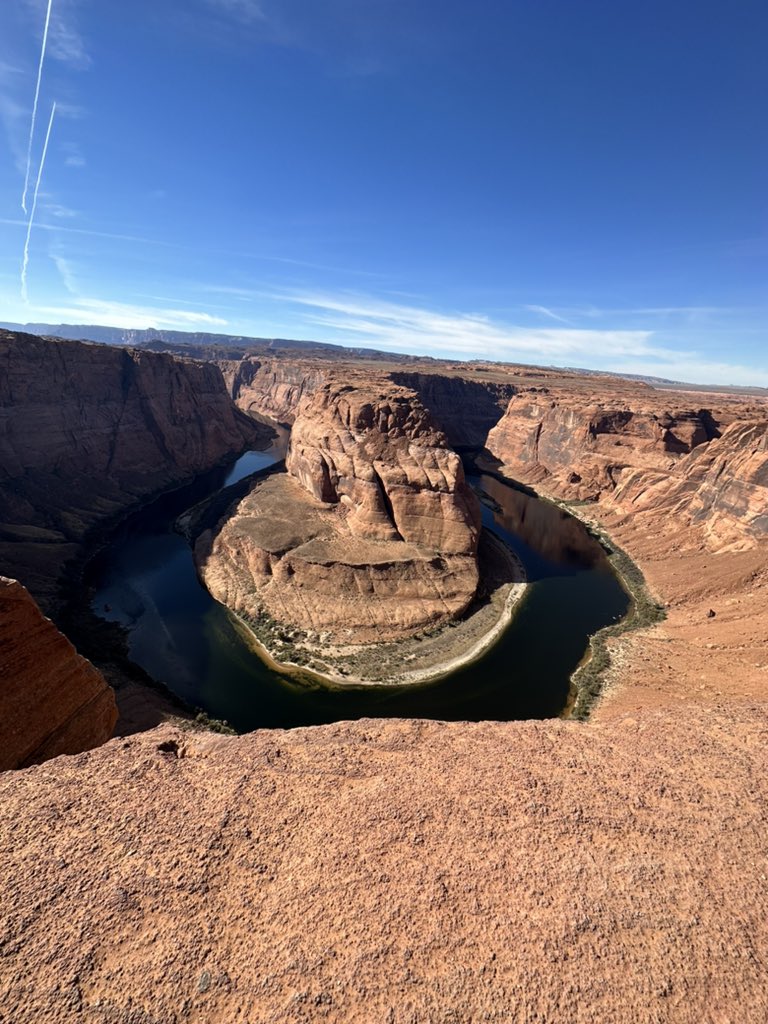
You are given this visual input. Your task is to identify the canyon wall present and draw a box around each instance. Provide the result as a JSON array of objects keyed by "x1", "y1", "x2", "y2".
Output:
[
  {"x1": 609, "y1": 418, "x2": 768, "y2": 550},
  {"x1": 220, "y1": 356, "x2": 327, "y2": 424},
  {"x1": 486, "y1": 387, "x2": 767, "y2": 550},
  {"x1": 198, "y1": 379, "x2": 481, "y2": 645},
  {"x1": 0, "y1": 576, "x2": 117, "y2": 770},
  {"x1": 390, "y1": 370, "x2": 516, "y2": 449},
  {"x1": 0, "y1": 330, "x2": 272, "y2": 604},
  {"x1": 221, "y1": 358, "x2": 515, "y2": 447}
]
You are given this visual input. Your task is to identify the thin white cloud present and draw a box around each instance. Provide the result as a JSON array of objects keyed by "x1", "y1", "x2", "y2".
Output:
[
  {"x1": 565, "y1": 304, "x2": 744, "y2": 320},
  {"x1": 0, "y1": 217, "x2": 186, "y2": 249},
  {"x1": 49, "y1": 251, "x2": 78, "y2": 293},
  {"x1": 27, "y1": 297, "x2": 229, "y2": 331},
  {"x1": 23, "y1": 0, "x2": 90, "y2": 68},
  {"x1": 0, "y1": 61, "x2": 25, "y2": 79},
  {"x1": 0, "y1": 94, "x2": 28, "y2": 168},
  {"x1": 523, "y1": 304, "x2": 572, "y2": 325},
  {"x1": 275, "y1": 290, "x2": 767, "y2": 386},
  {"x1": 41, "y1": 196, "x2": 78, "y2": 218},
  {"x1": 54, "y1": 101, "x2": 87, "y2": 119},
  {"x1": 0, "y1": 219, "x2": 382, "y2": 277},
  {"x1": 285, "y1": 291, "x2": 656, "y2": 358}
]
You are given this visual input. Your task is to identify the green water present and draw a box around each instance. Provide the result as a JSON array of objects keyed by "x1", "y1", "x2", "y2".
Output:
[{"x1": 87, "y1": 444, "x2": 629, "y2": 730}]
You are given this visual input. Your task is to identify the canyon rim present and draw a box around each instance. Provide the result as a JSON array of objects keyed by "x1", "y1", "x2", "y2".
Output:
[{"x1": 1, "y1": 327, "x2": 766, "y2": 1022}]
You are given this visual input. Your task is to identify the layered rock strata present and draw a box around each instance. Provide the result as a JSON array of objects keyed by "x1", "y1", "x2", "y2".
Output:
[
  {"x1": 219, "y1": 355, "x2": 327, "y2": 424},
  {"x1": 0, "y1": 576, "x2": 117, "y2": 770},
  {"x1": 486, "y1": 387, "x2": 768, "y2": 549},
  {"x1": 286, "y1": 384, "x2": 480, "y2": 552},
  {"x1": 608, "y1": 418, "x2": 768, "y2": 549},
  {"x1": 0, "y1": 330, "x2": 271, "y2": 604},
  {"x1": 197, "y1": 380, "x2": 481, "y2": 645},
  {"x1": 390, "y1": 370, "x2": 516, "y2": 448}
]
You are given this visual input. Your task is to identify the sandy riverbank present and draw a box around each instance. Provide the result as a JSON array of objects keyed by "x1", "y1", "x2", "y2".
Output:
[{"x1": 226, "y1": 529, "x2": 528, "y2": 689}]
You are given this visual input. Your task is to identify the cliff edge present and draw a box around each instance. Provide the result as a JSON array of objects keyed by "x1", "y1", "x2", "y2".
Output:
[
  {"x1": 0, "y1": 330, "x2": 272, "y2": 606},
  {"x1": 0, "y1": 576, "x2": 117, "y2": 770},
  {"x1": 1, "y1": 705, "x2": 765, "y2": 1022}
]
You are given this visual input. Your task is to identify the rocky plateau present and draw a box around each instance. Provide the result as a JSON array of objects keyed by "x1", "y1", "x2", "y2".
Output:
[{"x1": 196, "y1": 376, "x2": 482, "y2": 654}]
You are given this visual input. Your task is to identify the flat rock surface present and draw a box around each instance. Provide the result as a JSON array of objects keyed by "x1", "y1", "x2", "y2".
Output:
[
  {"x1": 2, "y1": 705, "x2": 766, "y2": 1023},
  {"x1": 198, "y1": 473, "x2": 479, "y2": 646}
]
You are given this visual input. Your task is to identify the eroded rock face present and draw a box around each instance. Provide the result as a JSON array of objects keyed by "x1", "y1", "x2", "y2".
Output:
[
  {"x1": 286, "y1": 382, "x2": 480, "y2": 553},
  {"x1": 0, "y1": 330, "x2": 271, "y2": 604},
  {"x1": 0, "y1": 577, "x2": 117, "y2": 770},
  {"x1": 220, "y1": 356, "x2": 327, "y2": 425},
  {"x1": 609, "y1": 418, "x2": 768, "y2": 549},
  {"x1": 486, "y1": 391, "x2": 719, "y2": 500},
  {"x1": 198, "y1": 380, "x2": 481, "y2": 644},
  {"x1": 486, "y1": 387, "x2": 768, "y2": 550}
]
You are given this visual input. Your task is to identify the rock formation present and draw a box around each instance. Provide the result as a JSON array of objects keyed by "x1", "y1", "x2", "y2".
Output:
[
  {"x1": 0, "y1": 576, "x2": 117, "y2": 770},
  {"x1": 286, "y1": 383, "x2": 479, "y2": 552},
  {"x1": 608, "y1": 418, "x2": 768, "y2": 549},
  {"x1": 390, "y1": 370, "x2": 516, "y2": 449},
  {"x1": 486, "y1": 385, "x2": 768, "y2": 549},
  {"x1": 486, "y1": 390, "x2": 718, "y2": 497},
  {"x1": 220, "y1": 355, "x2": 327, "y2": 424},
  {"x1": 1, "y1": 704, "x2": 766, "y2": 1022},
  {"x1": 0, "y1": 329, "x2": 272, "y2": 605},
  {"x1": 197, "y1": 378, "x2": 481, "y2": 644}
]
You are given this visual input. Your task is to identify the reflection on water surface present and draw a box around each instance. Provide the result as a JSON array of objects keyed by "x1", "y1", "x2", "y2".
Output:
[{"x1": 87, "y1": 449, "x2": 629, "y2": 730}]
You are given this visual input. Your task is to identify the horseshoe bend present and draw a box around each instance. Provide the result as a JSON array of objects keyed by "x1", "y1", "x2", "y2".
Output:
[{"x1": 1, "y1": 327, "x2": 767, "y2": 1021}]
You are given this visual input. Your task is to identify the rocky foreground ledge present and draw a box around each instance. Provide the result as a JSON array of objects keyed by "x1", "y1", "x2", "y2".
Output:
[{"x1": 2, "y1": 704, "x2": 766, "y2": 1023}]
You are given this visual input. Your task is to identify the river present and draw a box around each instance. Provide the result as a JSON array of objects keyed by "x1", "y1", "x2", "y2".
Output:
[{"x1": 86, "y1": 440, "x2": 629, "y2": 730}]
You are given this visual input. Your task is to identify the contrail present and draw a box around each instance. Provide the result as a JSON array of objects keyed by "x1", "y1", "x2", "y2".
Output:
[
  {"x1": 21, "y1": 0, "x2": 54, "y2": 214},
  {"x1": 21, "y1": 101, "x2": 56, "y2": 303}
]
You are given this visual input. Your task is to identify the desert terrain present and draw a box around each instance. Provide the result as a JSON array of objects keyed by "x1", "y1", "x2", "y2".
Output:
[{"x1": 1, "y1": 328, "x2": 766, "y2": 1022}]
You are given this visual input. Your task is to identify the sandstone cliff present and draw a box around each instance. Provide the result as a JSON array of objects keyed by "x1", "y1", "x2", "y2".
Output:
[
  {"x1": 0, "y1": 330, "x2": 272, "y2": 604},
  {"x1": 486, "y1": 386, "x2": 768, "y2": 549},
  {"x1": 0, "y1": 576, "x2": 117, "y2": 770},
  {"x1": 390, "y1": 370, "x2": 516, "y2": 449},
  {"x1": 220, "y1": 358, "x2": 516, "y2": 447},
  {"x1": 197, "y1": 380, "x2": 481, "y2": 646},
  {"x1": 286, "y1": 382, "x2": 480, "y2": 552},
  {"x1": 220, "y1": 355, "x2": 326, "y2": 424},
  {"x1": 608, "y1": 417, "x2": 768, "y2": 550},
  {"x1": 486, "y1": 390, "x2": 719, "y2": 498}
]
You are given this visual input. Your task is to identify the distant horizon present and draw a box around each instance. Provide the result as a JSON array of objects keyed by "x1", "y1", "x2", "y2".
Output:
[
  {"x1": 1, "y1": 2, "x2": 766, "y2": 386},
  {"x1": 4, "y1": 317, "x2": 768, "y2": 394}
]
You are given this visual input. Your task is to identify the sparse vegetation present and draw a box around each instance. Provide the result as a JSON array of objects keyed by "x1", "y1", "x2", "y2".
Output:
[
  {"x1": 568, "y1": 520, "x2": 666, "y2": 720},
  {"x1": 185, "y1": 711, "x2": 236, "y2": 736}
]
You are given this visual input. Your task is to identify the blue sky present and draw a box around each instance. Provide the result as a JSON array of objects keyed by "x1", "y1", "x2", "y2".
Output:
[{"x1": 1, "y1": 0, "x2": 766, "y2": 384}]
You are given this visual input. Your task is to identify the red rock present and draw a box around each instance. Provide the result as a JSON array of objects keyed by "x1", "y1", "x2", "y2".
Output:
[
  {"x1": 0, "y1": 576, "x2": 117, "y2": 770},
  {"x1": 198, "y1": 376, "x2": 481, "y2": 644},
  {"x1": 0, "y1": 329, "x2": 271, "y2": 605}
]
